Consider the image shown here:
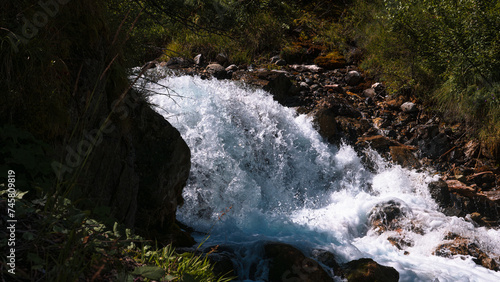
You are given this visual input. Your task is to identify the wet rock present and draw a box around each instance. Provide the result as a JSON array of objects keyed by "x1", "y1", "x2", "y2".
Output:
[
  {"x1": 265, "y1": 242, "x2": 333, "y2": 282},
  {"x1": 389, "y1": 145, "x2": 421, "y2": 168},
  {"x1": 356, "y1": 135, "x2": 401, "y2": 152},
  {"x1": 401, "y1": 102, "x2": 418, "y2": 113},
  {"x1": 344, "y1": 258, "x2": 399, "y2": 282},
  {"x1": 259, "y1": 71, "x2": 295, "y2": 104},
  {"x1": 336, "y1": 117, "x2": 371, "y2": 143},
  {"x1": 369, "y1": 200, "x2": 409, "y2": 233},
  {"x1": 311, "y1": 249, "x2": 343, "y2": 276},
  {"x1": 434, "y1": 233, "x2": 499, "y2": 271},
  {"x1": 206, "y1": 247, "x2": 237, "y2": 278},
  {"x1": 312, "y1": 107, "x2": 338, "y2": 143},
  {"x1": 428, "y1": 179, "x2": 452, "y2": 209},
  {"x1": 345, "y1": 71, "x2": 361, "y2": 86}
]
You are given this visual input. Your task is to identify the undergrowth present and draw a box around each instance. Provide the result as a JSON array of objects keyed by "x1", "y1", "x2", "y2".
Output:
[
  {"x1": 339, "y1": 0, "x2": 500, "y2": 156},
  {"x1": 0, "y1": 189, "x2": 234, "y2": 281}
]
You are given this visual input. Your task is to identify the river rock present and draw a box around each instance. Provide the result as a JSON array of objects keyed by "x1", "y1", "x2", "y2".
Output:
[
  {"x1": 362, "y1": 87, "x2": 376, "y2": 99},
  {"x1": 344, "y1": 258, "x2": 399, "y2": 282},
  {"x1": 389, "y1": 145, "x2": 421, "y2": 168},
  {"x1": 225, "y1": 64, "x2": 238, "y2": 72},
  {"x1": 345, "y1": 71, "x2": 361, "y2": 86},
  {"x1": 428, "y1": 179, "x2": 452, "y2": 209},
  {"x1": 434, "y1": 232, "x2": 499, "y2": 271},
  {"x1": 206, "y1": 63, "x2": 230, "y2": 79},
  {"x1": 265, "y1": 242, "x2": 333, "y2": 282},
  {"x1": 401, "y1": 102, "x2": 418, "y2": 113},
  {"x1": 259, "y1": 71, "x2": 295, "y2": 104},
  {"x1": 357, "y1": 135, "x2": 401, "y2": 152},
  {"x1": 369, "y1": 200, "x2": 409, "y2": 233},
  {"x1": 372, "y1": 82, "x2": 385, "y2": 94}
]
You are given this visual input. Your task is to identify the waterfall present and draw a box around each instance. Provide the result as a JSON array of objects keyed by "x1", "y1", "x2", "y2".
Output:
[{"x1": 147, "y1": 75, "x2": 500, "y2": 281}]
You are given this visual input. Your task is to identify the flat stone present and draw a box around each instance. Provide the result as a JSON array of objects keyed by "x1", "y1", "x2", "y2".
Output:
[{"x1": 401, "y1": 102, "x2": 418, "y2": 113}]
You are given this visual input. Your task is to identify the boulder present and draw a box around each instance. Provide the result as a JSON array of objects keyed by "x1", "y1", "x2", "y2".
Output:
[
  {"x1": 225, "y1": 64, "x2": 238, "y2": 72},
  {"x1": 372, "y1": 82, "x2": 385, "y2": 94},
  {"x1": 428, "y1": 179, "x2": 452, "y2": 209},
  {"x1": 390, "y1": 145, "x2": 421, "y2": 168},
  {"x1": 265, "y1": 242, "x2": 333, "y2": 282},
  {"x1": 345, "y1": 71, "x2": 361, "y2": 86},
  {"x1": 260, "y1": 71, "x2": 295, "y2": 103},
  {"x1": 401, "y1": 102, "x2": 418, "y2": 113},
  {"x1": 132, "y1": 102, "x2": 193, "y2": 246},
  {"x1": 344, "y1": 258, "x2": 399, "y2": 282},
  {"x1": 206, "y1": 63, "x2": 230, "y2": 79},
  {"x1": 434, "y1": 233, "x2": 499, "y2": 271},
  {"x1": 369, "y1": 200, "x2": 409, "y2": 233}
]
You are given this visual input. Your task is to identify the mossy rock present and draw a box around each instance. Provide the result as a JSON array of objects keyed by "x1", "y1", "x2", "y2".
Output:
[{"x1": 314, "y1": 51, "x2": 346, "y2": 69}]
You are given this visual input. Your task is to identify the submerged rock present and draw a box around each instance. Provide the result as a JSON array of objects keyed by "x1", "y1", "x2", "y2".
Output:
[
  {"x1": 434, "y1": 232, "x2": 499, "y2": 271},
  {"x1": 265, "y1": 242, "x2": 333, "y2": 282}
]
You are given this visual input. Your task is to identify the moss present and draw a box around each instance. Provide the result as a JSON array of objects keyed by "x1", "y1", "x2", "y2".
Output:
[{"x1": 314, "y1": 51, "x2": 346, "y2": 69}]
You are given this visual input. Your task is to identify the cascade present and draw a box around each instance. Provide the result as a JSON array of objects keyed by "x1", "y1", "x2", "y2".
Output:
[{"x1": 146, "y1": 75, "x2": 500, "y2": 281}]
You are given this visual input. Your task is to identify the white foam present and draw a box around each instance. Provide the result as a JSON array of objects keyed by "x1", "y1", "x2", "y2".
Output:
[{"x1": 146, "y1": 75, "x2": 500, "y2": 281}]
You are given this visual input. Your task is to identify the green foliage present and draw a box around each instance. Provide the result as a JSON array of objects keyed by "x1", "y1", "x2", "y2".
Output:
[{"x1": 344, "y1": 0, "x2": 500, "y2": 150}]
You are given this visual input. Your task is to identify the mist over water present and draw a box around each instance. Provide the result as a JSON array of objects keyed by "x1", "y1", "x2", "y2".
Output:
[{"x1": 147, "y1": 75, "x2": 500, "y2": 281}]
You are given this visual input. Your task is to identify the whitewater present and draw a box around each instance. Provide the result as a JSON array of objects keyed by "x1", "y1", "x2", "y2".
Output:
[{"x1": 146, "y1": 74, "x2": 500, "y2": 281}]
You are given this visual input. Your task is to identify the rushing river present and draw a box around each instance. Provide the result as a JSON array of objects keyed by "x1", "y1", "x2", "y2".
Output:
[{"x1": 146, "y1": 74, "x2": 500, "y2": 281}]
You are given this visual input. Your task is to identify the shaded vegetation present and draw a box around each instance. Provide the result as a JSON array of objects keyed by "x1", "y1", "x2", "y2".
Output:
[{"x1": 340, "y1": 0, "x2": 500, "y2": 156}]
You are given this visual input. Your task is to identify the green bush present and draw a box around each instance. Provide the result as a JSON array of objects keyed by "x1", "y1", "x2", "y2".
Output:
[{"x1": 344, "y1": 0, "x2": 500, "y2": 151}]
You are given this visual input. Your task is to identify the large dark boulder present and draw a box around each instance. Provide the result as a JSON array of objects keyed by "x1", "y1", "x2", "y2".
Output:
[{"x1": 131, "y1": 102, "x2": 193, "y2": 245}]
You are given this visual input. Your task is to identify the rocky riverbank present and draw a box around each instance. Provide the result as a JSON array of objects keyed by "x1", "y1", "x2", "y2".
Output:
[
  {"x1": 151, "y1": 54, "x2": 499, "y2": 279},
  {"x1": 160, "y1": 55, "x2": 499, "y2": 228}
]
